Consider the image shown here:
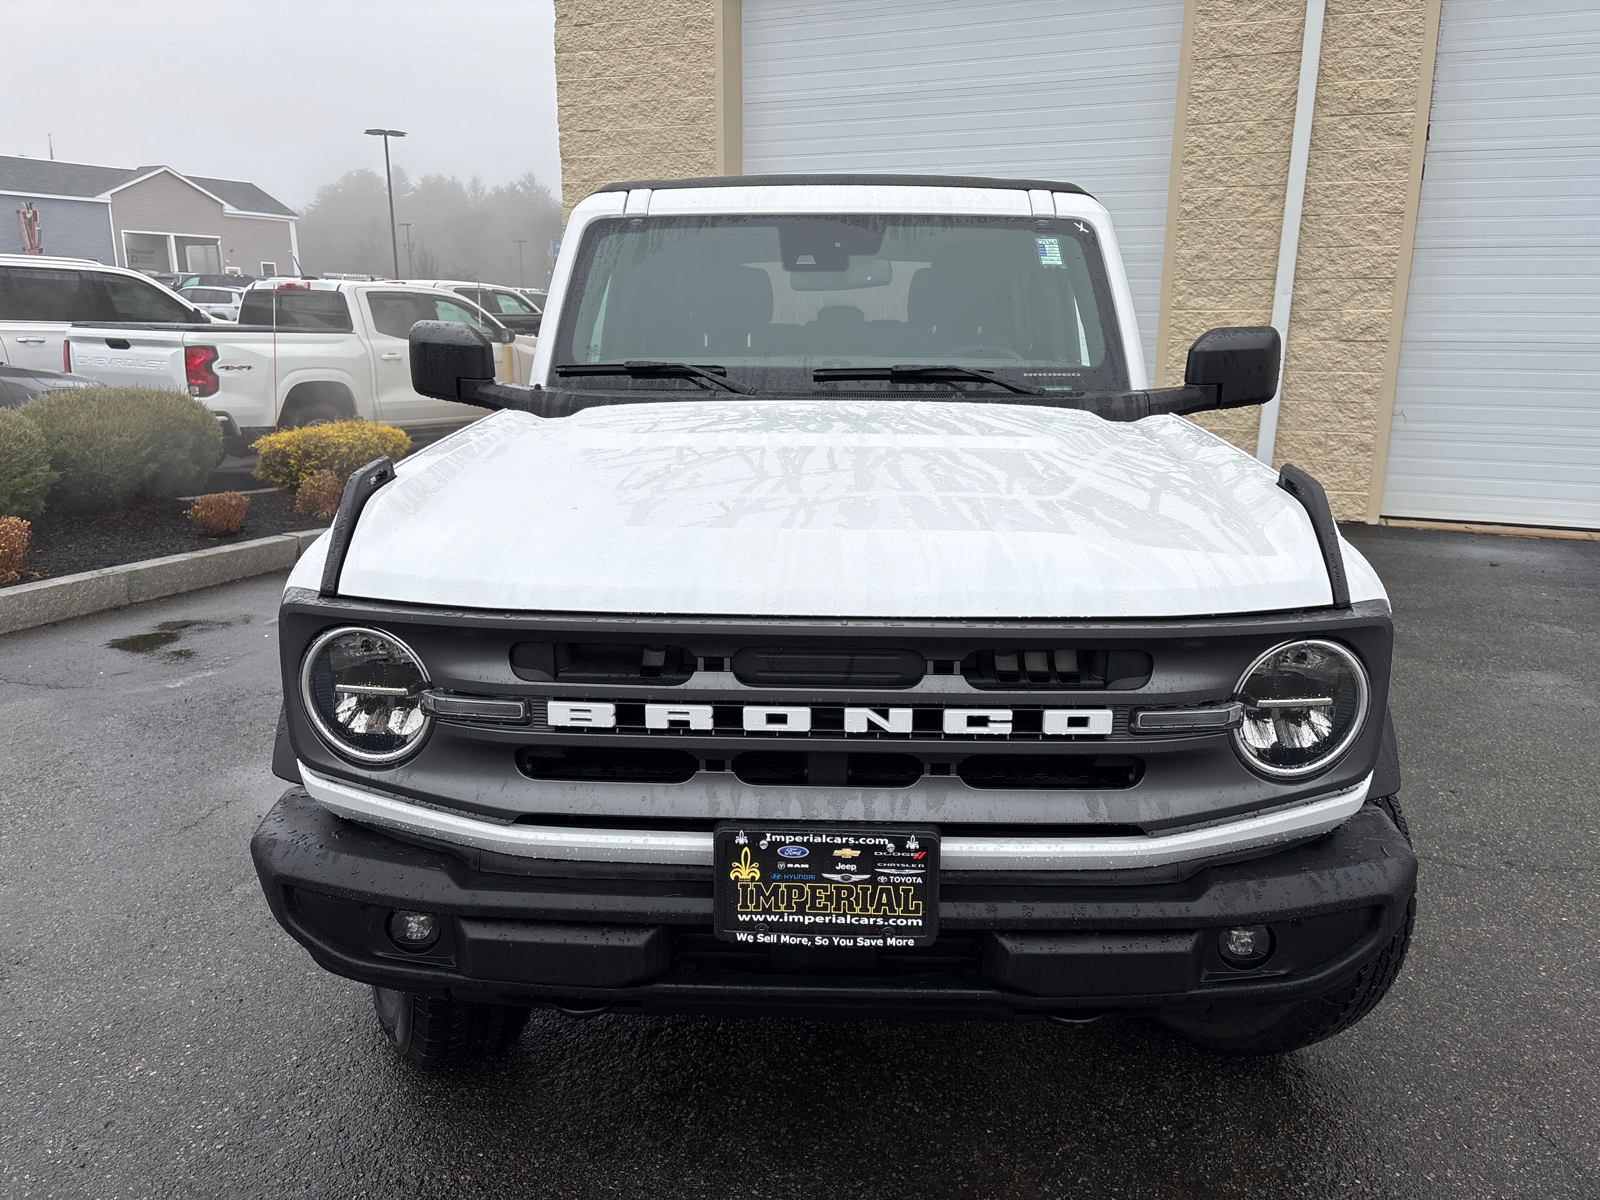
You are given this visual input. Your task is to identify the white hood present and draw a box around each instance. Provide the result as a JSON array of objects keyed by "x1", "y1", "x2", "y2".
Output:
[{"x1": 305, "y1": 402, "x2": 1384, "y2": 619}]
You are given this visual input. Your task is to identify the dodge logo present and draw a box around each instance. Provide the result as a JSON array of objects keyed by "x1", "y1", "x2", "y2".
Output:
[{"x1": 546, "y1": 701, "x2": 1113, "y2": 737}]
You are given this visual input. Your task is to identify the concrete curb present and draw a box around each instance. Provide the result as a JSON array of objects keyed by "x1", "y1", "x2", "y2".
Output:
[{"x1": 0, "y1": 528, "x2": 325, "y2": 637}]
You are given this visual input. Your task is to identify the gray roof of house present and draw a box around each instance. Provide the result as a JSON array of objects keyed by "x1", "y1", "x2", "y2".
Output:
[
  {"x1": 0, "y1": 156, "x2": 295, "y2": 217},
  {"x1": 184, "y1": 175, "x2": 296, "y2": 217}
]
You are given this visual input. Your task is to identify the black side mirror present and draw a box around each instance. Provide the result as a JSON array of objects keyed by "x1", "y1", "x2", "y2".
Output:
[
  {"x1": 1184, "y1": 326, "x2": 1280, "y2": 409},
  {"x1": 410, "y1": 320, "x2": 495, "y2": 402}
]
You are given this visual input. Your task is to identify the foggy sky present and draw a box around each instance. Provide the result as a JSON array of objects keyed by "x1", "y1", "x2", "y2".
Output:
[{"x1": 2, "y1": 0, "x2": 560, "y2": 211}]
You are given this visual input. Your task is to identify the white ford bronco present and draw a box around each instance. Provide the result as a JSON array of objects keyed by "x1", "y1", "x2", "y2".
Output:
[{"x1": 252, "y1": 175, "x2": 1415, "y2": 1064}]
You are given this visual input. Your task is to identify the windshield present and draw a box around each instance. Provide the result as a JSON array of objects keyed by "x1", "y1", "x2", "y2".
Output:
[{"x1": 555, "y1": 214, "x2": 1128, "y2": 392}]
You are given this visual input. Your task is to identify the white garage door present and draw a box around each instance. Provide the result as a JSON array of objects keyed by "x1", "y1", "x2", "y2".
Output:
[
  {"x1": 741, "y1": 0, "x2": 1186, "y2": 379},
  {"x1": 1383, "y1": 0, "x2": 1600, "y2": 529}
]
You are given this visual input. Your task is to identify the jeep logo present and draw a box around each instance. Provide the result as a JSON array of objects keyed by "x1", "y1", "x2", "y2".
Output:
[{"x1": 546, "y1": 701, "x2": 1113, "y2": 737}]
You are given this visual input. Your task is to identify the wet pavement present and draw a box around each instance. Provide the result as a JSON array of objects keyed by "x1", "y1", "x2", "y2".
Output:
[{"x1": 1, "y1": 525, "x2": 1595, "y2": 1198}]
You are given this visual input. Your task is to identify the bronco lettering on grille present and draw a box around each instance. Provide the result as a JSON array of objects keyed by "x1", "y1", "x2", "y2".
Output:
[{"x1": 545, "y1": 703, "x2": 1115, "y2": 738}]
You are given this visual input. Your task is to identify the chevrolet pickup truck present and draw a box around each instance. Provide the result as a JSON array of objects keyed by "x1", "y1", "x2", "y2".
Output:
[
  {"x1": 62, "y1": 279, "x2": 535, "y2": 453},
  {"x1": 252, "y1": 174, "x2": 1415, "y2": 1065}
]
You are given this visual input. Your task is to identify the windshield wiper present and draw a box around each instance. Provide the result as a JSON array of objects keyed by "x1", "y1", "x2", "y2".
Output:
[
  {"x1": 811, "y1": 364, "x2": 1046, "y2": 396},
  {"x1": 554, "y1": 361, "x2": 755, "y2": 394}
]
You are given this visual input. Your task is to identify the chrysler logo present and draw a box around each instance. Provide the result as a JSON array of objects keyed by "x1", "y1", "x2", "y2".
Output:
[{"x1": 546, "y1": 701, "x2": 1113, "y2": 737}]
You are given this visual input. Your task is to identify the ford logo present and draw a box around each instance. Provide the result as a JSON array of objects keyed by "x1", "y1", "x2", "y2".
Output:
[{"x1": 777, "y1": 845, "x2": 808, "y2": 859}]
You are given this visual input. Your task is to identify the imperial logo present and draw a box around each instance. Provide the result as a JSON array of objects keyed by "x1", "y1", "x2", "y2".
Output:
[{"x1": 546, "y1": 701, "x2": 1114, "y2": 737}]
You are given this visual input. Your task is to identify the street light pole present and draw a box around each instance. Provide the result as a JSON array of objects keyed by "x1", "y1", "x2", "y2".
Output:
[
  {"x1": 398, "y1": 222, "x2": 415, "y2": 275},
  {"x1": 364, "y1": 128, "x2": 407, "y2": 278},
  {"x1": 512, "y1": 239, "x2": 528, "y2": 286}
]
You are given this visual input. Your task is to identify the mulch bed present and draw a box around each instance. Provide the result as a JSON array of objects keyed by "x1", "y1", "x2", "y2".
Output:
[{"x1": 6, "y1": 490, "x2": 329, "y2": 587}]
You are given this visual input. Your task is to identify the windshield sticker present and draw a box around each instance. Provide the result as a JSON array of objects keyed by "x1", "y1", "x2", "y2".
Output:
[{"x1": 1035, "y1": 236, "x2": 1064, "y2": 267}]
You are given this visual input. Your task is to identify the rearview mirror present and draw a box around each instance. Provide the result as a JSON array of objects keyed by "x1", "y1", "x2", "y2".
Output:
[
  {"x1": 410, "y1": 320, "x2": 495, "y2": 401},
  {"x1": 1184, "y1": 326, "x2": 1280, "y2": 409}
]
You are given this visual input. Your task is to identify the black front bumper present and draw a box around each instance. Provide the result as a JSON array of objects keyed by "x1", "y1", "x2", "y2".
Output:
[{"x1": 251, "y1": 789, "x2": 1416, "y2": 1022}]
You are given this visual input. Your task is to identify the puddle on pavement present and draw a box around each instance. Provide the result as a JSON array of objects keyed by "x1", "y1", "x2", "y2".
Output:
[{"x1": 106, "y1": 618, "x2": 238, "y2": 660}]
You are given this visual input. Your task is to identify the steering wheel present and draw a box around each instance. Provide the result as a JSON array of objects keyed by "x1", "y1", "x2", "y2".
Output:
[{"x1": 942, "y1": 343, "x2": 1024, "y2": 361}]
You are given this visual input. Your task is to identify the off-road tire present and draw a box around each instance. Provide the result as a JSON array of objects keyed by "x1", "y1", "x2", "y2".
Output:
[
  {"x1": 1156, "y1": 797, "x2": 1415, "y2": 1056},
  {"x1": 372, "y1": 986, "x2": 531, "y2": 1068}
]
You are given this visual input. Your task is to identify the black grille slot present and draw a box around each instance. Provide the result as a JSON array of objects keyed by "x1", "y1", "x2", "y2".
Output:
[
  {"x1": 963, "y1": 649, "x2": 1152, "y2": 690},
  {"x1": 518, "y1": 746, "x2": 697, "y2": 783},
  {"x1": 731, "y1": 751, "x2": 924, "y2": 787},
  {"x1": 732, "y1": 647, "x2": 925, "y2": 688},
  {"x1": 511, "y1": 642, "x2": 694, "y2": 684},
  {"x1": 957, "y1": 754, "x2": 1143, "y2": 789}
]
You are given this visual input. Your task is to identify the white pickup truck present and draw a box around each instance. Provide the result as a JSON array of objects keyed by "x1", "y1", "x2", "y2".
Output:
[{"x1": 63, "y1": 279, "x2": 535, "y2": 452}]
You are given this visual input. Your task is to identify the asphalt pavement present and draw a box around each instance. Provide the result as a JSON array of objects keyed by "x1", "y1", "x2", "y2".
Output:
[{"x1": 1, "y1": 525, "x2": 1595, "y2": 1199}]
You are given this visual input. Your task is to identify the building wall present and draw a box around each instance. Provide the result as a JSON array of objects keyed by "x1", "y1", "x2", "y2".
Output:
[
  {"x1": 109, "y1": 171, "x2": 295, "y2": 275},
  {"x1": 0, "y1": 196, "x2": 115, "y2": 262},
  {"x1": 552, "y1": 0, "x2": 1440, "y2": 520},
  {"x1": 553, "y1": 0, "x2": 720, "y2": 216},
  {"x1": 1160, "y1": 0, "x2": 1439, "y2": 519}
]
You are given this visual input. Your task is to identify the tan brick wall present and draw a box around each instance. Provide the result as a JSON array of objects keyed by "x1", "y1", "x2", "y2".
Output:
[
  {"x1": 1159, "y1": 0, "x2": 1307, "y2": 455},
  {"x1": 1162, "y1": 0, "x2": 1436, "y2": 519},
  {"x1": 554, "y1": 0, "x2": 719, "y2": 217},
  {"x1": 1278, "y1": 0, "x2": 1436, "y2": 518}
]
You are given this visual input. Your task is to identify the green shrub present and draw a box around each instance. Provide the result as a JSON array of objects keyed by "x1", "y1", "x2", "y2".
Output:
[
  {"x1": 23, "y1": 387, "x2": 223, "y2": 511},
  {"x1": 252, "y1": 420, "x2": 410, "y2": 489},
  {"x1": 0, "y1": 407, "x2": 57, "y2": 517}
]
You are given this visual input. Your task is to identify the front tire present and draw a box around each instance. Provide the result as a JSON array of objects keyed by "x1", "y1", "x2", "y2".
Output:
[
  {"x1": 1157, "y1": 796, "x2": 1415, "y2": 1056},
  {"x1": 372, "y1": 986, "x2": 530, "y2": 1068}
]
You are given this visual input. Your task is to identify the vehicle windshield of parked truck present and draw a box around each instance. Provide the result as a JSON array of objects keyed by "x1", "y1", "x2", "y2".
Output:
[{"x1": 556, "y1": 214, "x2": 1128, "y2": 392}]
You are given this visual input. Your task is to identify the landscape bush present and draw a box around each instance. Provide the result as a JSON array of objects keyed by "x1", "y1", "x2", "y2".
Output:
[
  {"x1": 23, "y1": 387, "x2": 223, "y2": 510},
  {"x1": 0, "y1": 407, "x2": 57, "y2": 517},
  {"x1": 294, "y1": 469, "x2": 344, "y2": 521},
  {"x1": 252, "y1": 420, "x2": 409, "y2": 490},
  {"x1": 187, "y1": 492, "x2": 250, "y2": 536},
  {"x1": 0, "y1": 516, "x2": 29, "y2": 585}
]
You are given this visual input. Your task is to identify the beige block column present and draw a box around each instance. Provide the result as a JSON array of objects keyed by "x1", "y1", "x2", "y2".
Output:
[
  {"x1": 1280, "y1": 0, "x2": 1441, "y2": 519},
  {"x1": 1156, "y1": 0, "x2": 1309, "y2": 452},
  {"x1": 1159, "y1": 0, "x2": 1439, "y2": 521},
  {"x1": 554, "y1": 0, "x2": 723, "y2": 217}
]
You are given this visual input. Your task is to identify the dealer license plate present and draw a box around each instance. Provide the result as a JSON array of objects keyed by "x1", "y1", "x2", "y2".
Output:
[{"x1": 713, "y1": 824, "x2": 940, "y2": 948}]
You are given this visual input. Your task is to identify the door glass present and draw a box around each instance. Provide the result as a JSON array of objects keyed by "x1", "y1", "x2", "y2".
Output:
[
  {"x1": 99, "y1": 275, "x2": 194, "y2": 322},
  {"x1": 366, "y1": 292, "x2": 426, "y2": 339},
  {"x1": 0, "y1": 268, "x2": 100, "y2": 321}
]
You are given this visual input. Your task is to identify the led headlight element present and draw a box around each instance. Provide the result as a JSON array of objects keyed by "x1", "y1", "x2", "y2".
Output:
[
  {"x1": 1232, "y1": 639, "x2": 1369, "y2": 778},
  {"x1": 301, "y1": 626, "x2": 432, "y2": 764}
]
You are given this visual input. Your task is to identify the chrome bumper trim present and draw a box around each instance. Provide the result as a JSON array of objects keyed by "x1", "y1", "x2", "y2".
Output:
[{"x1": 298, "y1": 765, "x2": 1372, "y2": 872}]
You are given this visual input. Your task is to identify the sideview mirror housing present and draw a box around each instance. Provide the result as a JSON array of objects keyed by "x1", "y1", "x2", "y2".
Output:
[
  {"x1": 410, "y1": 320, "x2": 495, "y2": 401},
  {"x1": 1184, "y1": 325, "x2": 1281, "y2": 409}
]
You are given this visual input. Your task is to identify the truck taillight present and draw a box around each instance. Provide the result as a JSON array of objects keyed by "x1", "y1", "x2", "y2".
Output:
[
  {"x1": 63, "y1": 338, "x2": 72, "y2": 373},
  {"x1": 185, "y1": 345, "x2": 220, "y2": 397},
  {"x1": 276, "y1": 281, "x2": 311, "y2": 290}
]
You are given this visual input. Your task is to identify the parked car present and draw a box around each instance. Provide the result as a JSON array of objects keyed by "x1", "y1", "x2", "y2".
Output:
[
  {"x1": 252, "y1": 174, "x2": 1416, "y2": 1067},
  {"x1": 179, "y1": 285, "x2": 246, "y2": 322},
  {"x1": 0, "y1": 254, "x2": 211, "y2": 373},
  {"x1": 518, "y1": 287, "x2": 547, "y2": 310},
  {"x1": 400, "y1": 279, "x2": 542, "y2": 335},
  {"x1": 176, "y1": 272, "x2": 257, "y2": 292},
  {"x1": 0, "y1": 362, "x2": 96, "y2": 407},
  {"x1": 62, "y1": 279, "x2": 535, "y2": 454}
]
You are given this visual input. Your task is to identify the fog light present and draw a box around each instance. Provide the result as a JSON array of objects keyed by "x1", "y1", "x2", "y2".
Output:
[
  {"x1": 387, "y1": 910, "x2": 440, "y2": 950},
  {"x1": 1219, "y1": 924, "x2": 1273, "y2": 968}
]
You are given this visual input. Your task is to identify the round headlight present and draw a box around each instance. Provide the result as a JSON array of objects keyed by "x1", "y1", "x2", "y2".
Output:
[
  {"x1": 300, "y1": 626, "x2": 431, "y2": 765},
  {"x1": 1232, "y1": 639, "x2": 1369, "y2": 778}
]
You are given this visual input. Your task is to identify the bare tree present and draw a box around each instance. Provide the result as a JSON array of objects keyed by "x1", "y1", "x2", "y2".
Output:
[{"x1": 297, "y1": 167, "x2": 561, "y2": 284}]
